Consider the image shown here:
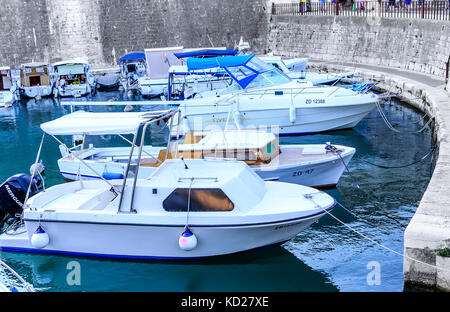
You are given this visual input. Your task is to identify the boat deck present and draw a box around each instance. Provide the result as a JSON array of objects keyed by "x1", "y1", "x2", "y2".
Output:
[{"x1": 40, "y1": 186, "x2": 116, "y2": 212}]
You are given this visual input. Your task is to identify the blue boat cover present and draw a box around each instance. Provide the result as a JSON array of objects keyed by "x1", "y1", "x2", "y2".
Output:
[
  {"x1": 174, "y1": 49, "x2": 238, "y2": 59},
  {"x1": 119, "y1": 52, "x2": 146, "y2": 63},
  {"x1": 185, "y1": 55, "x2": 278, "y2": 89},
  {"x1": 187, "y1": 55, "x2": 255, "y2": 71}
]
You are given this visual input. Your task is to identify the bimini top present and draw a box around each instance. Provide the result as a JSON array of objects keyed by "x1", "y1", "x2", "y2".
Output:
[
  {"x1": 187, "y1": 55, "x2": 275, "y2": 89},
  {"x1": 40, "y1": 110, "x2": 176, "y2": 136},
  {"x1": 174, "y1": 49, "x2": 238, "y2": 59},
  {"x1": 119, "y1": 52, "x2": 146, "y2": 63}
]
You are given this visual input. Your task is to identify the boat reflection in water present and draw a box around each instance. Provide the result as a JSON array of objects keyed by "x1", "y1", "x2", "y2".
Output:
[{"x1": 0, "y1": 246, "x2": 337, "y2": 292}]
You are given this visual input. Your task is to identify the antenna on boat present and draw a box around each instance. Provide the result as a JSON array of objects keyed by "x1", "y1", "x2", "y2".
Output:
[{"x1": 181, "y1": 156, "x2": 189, "y2": 169}]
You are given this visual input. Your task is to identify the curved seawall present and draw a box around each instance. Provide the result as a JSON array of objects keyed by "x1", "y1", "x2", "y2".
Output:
[{"x1": 268, "y1": 14, "x2": 450, "y2": 290}]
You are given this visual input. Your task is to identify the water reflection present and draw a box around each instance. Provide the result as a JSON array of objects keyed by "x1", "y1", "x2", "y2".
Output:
[
  {"x1": 0, "y1": 91, "x2": 435, "y2": 292},
  {"x1": 1, "y1": 247, "x2": 337, "y2": 292}
]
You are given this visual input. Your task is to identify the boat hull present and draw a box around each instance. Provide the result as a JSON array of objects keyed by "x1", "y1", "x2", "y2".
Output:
[
  {"x1": 56, "y1": 84, "x2": 92, "y2": 98},
  {"x1": 19, "y1": 86, "x2": 53, "y2": 99},
  {"x1": 253, "y1": 145, "x2": 354, "y2": 188},
  {"x1": 58, "y1": 145, "x2": 354, "y2": 188},
  {"x1": 0, "y1": 211, "x2": 328, "y2": 259},
  {"x1": 181, "y1": 103, "x2": 376, "y2": 136}
]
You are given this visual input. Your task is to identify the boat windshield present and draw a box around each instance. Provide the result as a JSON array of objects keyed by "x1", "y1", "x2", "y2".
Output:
[
  {"x1": 245, "y1": 69, "x2": 291, "y2": 89},
  {"x1": 218, "y1": 69, "x2": 291, "y2": 95}
]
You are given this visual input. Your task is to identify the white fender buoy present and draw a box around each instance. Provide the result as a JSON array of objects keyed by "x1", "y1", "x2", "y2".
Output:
[
  {"x1": 233, "y1": 110, "x2": 243, "y2": 129},
  {"x1": 31, "y1": 226, "x2": 49, "y2": 249},
  {"x1": 289, "y1": 105, "x2": 296, "y2": 123},
  {"x1": 178, "y1": 228, "x2": 197, "y2": 251}
]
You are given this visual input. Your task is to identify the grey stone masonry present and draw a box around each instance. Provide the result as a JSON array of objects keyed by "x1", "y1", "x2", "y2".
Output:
[
  {"x1": 268, "y1": 15, "x2": 450, "y2": 78},
  {"x1": 0, "y1": 0, "x2": 269, "y2": 67}
]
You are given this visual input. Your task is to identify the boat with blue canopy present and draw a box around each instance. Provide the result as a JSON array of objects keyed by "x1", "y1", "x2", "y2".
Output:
[
  {"x1": 167, "y1": 54, "x2": 379, "y2": 136},
  {"x1": 142, "y1": 47, "x2": 237, "y2": 98},
  {"x1": 174, "y1": 49, "x2": 238, "y2": 59},
  {"x1": 119, "y1": 52, "x2": 150, "y2": 96}
]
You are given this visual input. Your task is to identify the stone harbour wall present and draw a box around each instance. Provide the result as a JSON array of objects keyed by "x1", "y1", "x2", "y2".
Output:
[
  {"x1": 0, "y1": 0, "x2": 269, "y2": 67},
  {"x1": 267, "y1": 15, "x2": 450, "y2": 78}
]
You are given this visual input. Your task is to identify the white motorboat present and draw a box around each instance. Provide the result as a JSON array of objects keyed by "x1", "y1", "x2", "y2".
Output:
[
  {"x1": 92, "y1": 67, "x2": 120, "y2": 90},
  {"x1": 53, "y1": 60, "x2": 96, "y2": 98},
  {"x1": 0, "y1": 110, "x2": 336, "y2": 259},
  {"x1": 167, "y1": 65, "x2": 233, "y2": 100},
  {"x1": 17, "y1": 63, "x2": 53, "y2": 99},
  {"x1": 166, "y1": 49, "x2": 238, "y2": 99},
  {"x1": 259, "y1": 55, "x2": 353, "y2": 86},
  {"x1": 118, "y1": 52, "x2": 149, "y2": 95},
  {"x1": 40, "y1": 111, "x2": 355, "y2": 188},
  {"x1": 171, "y1": 54, "x2": 378, "y2": 136},
  {"x1": 283, "y1": 57, "x2": 308, "y2": 72},
  {"x1": 0, "y1": 67, "x2": 16, "y2": 107},
  {"x1": 237, "y1": 37, "x2": 307, "y2": 72}
]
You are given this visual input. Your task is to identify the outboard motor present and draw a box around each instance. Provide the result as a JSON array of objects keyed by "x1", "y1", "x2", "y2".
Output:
[{"x1": 0, "y1": 174, "x2": 43, "y2": 228}]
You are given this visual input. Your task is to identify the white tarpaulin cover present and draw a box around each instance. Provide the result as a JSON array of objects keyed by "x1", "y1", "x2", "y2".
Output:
[
  {"x1": 145, "y1": 47, "x2": 184, "y2": 79},
  {"x1": 40, "y1": 110, "x2": 172, "y2": 135}
]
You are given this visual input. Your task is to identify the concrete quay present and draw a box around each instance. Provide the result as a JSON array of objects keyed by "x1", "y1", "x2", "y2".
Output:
[{"x1": 309, "y1": 60, "x2": 450, "y2": 290}]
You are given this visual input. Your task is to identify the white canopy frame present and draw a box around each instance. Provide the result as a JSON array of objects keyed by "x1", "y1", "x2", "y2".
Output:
[{"x1": 25, "y1": 109, "x2": 179, "y2": 214}]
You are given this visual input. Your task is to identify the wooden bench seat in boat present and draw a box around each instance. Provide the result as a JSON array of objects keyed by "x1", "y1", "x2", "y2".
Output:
[{"x1": 147, "y1": 131, "x2": 281, "y2": 165}]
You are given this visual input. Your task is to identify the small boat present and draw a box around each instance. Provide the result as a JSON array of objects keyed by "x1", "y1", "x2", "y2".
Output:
[
  {"x1": 92, "y1": 67, "x2": 120, "y2": 91},
  {"x1": 283, "y1": 57, "x2": 308, "y2": 72},
  {"x1": 0, "y1": 109, "x2": 336, "y2": 259},
  {"x1": 118, "y1": 52, "x2": 149, "y2": 95},
  {"x1": 17, "y1": 63, "x2": 53, "y2": 100},
  {"x1": 259, "y1": 55, "x2": 353, "y2": 86},
  {"x1": 44, "y1": 111, "x2": 354, "y2": 188},
  {"x1": 237, "y1": 37, "x2": 307, "y2": 72},
  {"x1": 170, "y1": 54, "x2": 379, "y2": 136},
  {"x1": 0, "y1": 67, "x2": 17, "y2": 107},
  {"x1": 53, "y1": 60, "x2": 96, "y2": 97}
]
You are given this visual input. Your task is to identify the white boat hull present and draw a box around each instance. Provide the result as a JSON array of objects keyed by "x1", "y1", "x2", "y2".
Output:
[
  {"x1": 0, "y1": 209, "x2": 328, "y2": 259},
  {"x1": 20, "y1": 86, "x2": 53, "y2": 99},
  {"x1": 254, "y1": 145, "x2": 354, "y2": 188},
  {"x1": 56, "y1": 84, "x2": 92, "y2": 97},
  {"x1": 180, "y1": 102, "x2": 376, "y2": 136},
  {"x1": 58, "y1": 144, "x2": 354, "y2": 188}
]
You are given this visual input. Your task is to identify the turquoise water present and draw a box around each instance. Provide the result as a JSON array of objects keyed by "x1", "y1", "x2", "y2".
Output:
[{"x1": 0, "y1": 91, "x2": 434, "y2": 292}]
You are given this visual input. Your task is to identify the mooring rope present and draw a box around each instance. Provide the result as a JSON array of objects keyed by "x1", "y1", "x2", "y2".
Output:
[
  {"x1": 326, "y1": 143, "x2": 406, "y2": 228},
  {"x1": 327, "y1": 207, "x2": 450, "y2": 273},
  {"x1": 0, "y1": 259, "x2": 35, "y2": 292},
  {"x1": 362, "y1": 144, "x2": 437, "y2": 169},
  {"x1": 376, "y1": 102, "x2": 434, "y2": 134},
  {"x1": 305, "y1": 193, "x2": 450, "y2": 274},
  {"x1": 335, "y1": 200, "x2": 379, "y2": 228},
  {"x1": 185, "y1": 177, "x2": 194, "y2": 230}
]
